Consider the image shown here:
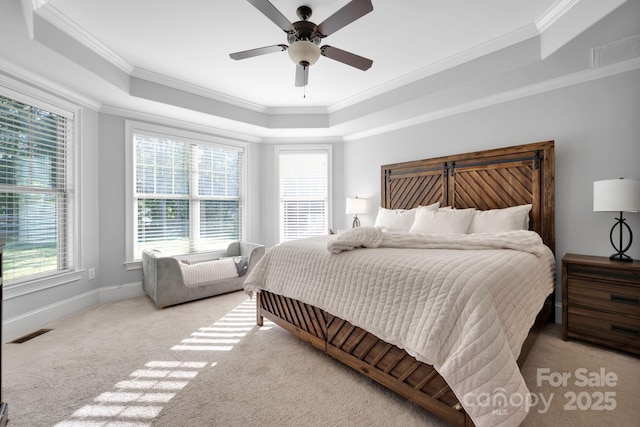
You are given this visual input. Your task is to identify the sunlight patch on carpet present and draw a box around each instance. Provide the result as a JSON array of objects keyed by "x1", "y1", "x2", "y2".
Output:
[
  {"x1": 53, "y1": 298, "x2": 259, "y2": 426},
  {"x1": 170, "y1": 344, "x2": 234, "y2": 351}
]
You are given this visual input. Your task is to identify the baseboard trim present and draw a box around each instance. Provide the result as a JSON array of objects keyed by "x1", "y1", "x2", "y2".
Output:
[
  {"x1": 98, "y1": 281, "x2": 145, "y2": 304},
  {"x1": 2, "y1": 282, "x2": 144, "y2": 343}
]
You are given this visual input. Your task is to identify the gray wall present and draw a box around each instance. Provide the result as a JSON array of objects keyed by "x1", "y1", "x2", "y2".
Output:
[
  {"x1": 342, "y1": 69, "x2": 640, "y2": 313},
  {"x1": 1, "y1": 0, "x2": 638, "y2": 339}
]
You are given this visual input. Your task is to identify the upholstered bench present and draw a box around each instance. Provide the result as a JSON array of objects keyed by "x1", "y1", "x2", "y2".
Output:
[{"x1": 141, "y1": 241, "x2": 265, "y2": 308}]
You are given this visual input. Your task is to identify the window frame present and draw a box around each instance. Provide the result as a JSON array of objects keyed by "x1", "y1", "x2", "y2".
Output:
[
  {"x1": 0, "y1": 77, "x2": 80, "y2": 289},
  {"x1": 276, "y1": 144, "x2": 332, "y2": 243},
  {"x1": 125, "y1": 121, "x2": 247, "y2": 265}
]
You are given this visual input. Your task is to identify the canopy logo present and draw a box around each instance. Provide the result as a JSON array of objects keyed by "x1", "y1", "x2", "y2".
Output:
[{"x1": 462, "y1": 367, "x2": 618, "y2": 417}]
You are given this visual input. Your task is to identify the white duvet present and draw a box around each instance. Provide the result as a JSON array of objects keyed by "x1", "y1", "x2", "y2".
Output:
[{"x1": 244, "y1": 228, "x2": 555, "y2": 427}]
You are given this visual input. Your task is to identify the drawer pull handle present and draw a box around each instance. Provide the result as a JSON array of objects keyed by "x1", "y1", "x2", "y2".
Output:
[
  {"x1": 611, "y1": 324, "x2": 640, "y2": 337},
  {"x1": 610, "y1": 294, "x2": 639, "y2": 305}
]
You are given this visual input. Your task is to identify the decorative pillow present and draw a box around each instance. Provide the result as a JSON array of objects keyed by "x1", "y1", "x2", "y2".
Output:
[
  {"x1": 409, "y1": 207, "x2": 476, "y2": 234},
  {"x1": 233, "y1": 256, "x2": 249, "y2": 276},
  {"x1": 373, "y1": 202, "x2": 439, "y2": 232},
  {"x1": 181, "y1": 257, "x2": 239, "y2": 287},
  {"x1": 468, "y1": 204, "x2": 532, "y2": 233}
]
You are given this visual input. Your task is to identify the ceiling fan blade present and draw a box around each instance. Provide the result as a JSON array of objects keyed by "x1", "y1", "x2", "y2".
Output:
[
  {"x1": 317, "y1": 0, "x2": 373, "y2": 37},
  {"x1": 247, "y1": 0, "x2": 294, "y2": 33},
  {"x1": 295, "y1": 65, "x2": 309, "y2": 87},
  {"x1": 230, "y1": 44, "x2": 287, "y2": 60},
  {"x1": 321, "y1": 45, "x2": 373, "y2": 70}
]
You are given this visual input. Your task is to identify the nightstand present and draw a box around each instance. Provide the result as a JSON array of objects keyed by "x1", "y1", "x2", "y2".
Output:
[{"x1": 562, "y1": 253, "x2": 640, "y2": 355}]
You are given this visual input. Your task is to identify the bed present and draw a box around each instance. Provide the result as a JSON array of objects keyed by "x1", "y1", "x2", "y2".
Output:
[{"x1": 245, "y1": 141, "x2": 555, "y2": 427}]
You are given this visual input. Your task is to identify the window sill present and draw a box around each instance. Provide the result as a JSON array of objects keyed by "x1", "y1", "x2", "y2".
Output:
[{"x1": 4, "y1": 271, "x2": 83, "y2": 300}]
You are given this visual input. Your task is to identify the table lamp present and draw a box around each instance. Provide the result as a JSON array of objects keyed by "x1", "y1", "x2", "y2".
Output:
[
  {"x1": 346, "y1": 197, "x2": 367, "y2": 228},
  {"x1": 593, "y1": 178, "x2": 640, "y2": 262}
]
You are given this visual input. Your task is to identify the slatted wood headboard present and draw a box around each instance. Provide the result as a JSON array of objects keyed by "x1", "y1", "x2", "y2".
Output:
[{"x1": 381, "y1": 141, "x2": 555, "y2": 252}]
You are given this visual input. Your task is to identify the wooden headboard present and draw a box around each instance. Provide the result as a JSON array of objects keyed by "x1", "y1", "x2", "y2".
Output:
[{"x1": 381, "y1": 141, "x2": 555, "y2": 252}]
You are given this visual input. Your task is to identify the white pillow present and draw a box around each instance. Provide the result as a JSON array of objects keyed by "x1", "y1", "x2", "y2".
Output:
[
  {"x1": 409, "y1": 207, "x2": 476, "y2": 234},
  {"x1": 468, "y1": 204, "x2": 532, "y2": 233},
  {"x1": 180, "y1": 257, "x2": 239, "y2": 287},
  {"x1": 374, "y1": 202, "x2": 439, "y2": 232}
]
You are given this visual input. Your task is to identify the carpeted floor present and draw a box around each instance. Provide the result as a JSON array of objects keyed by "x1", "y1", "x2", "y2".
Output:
[{"x1": 3, "y1": 291, "x2": 639, "y2": 426}]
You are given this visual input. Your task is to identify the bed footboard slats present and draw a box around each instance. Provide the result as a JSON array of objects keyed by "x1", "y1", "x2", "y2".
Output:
[
  {"x1": 259, "y1": 291, "x2": 472, "y2": 426},
  {"x1": 258, "y1": 291, "x2": 328, "y2": 349}
]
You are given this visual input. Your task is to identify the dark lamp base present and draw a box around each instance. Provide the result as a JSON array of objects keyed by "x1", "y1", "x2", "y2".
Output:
[
  {"x1": 610, "y1": 253, "x2": 633, "y2": 262},
  {"x1": 608, "y1": 213, "x2": 634, "y2": 263}
]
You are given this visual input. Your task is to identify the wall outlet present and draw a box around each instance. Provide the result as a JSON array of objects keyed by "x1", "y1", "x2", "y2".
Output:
[{"x1": 88, "y1": 268, "x2": 95, "y2": 280}]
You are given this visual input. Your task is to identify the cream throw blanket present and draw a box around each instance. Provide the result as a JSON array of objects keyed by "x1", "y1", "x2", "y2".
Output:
[
  {"x1": 328, "y1": 226, "x2": 547, "y2": 256},
  {"x1": 245, "y1": 230, "x2": 555, "y2": 427}
]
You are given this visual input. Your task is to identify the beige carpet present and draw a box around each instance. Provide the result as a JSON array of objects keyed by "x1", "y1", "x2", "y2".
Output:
[{"x1": 3, "y1": 291, "x2": 639, "y2": 426}]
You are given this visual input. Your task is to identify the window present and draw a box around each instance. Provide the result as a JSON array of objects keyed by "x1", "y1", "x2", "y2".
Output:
[
  {"x1": 277, "y1": 146, "x2": 331, "y2": 243},
  {"x1": 128, "y1": 123, "x2": 245, "y2": 260},
  {"x1": 0, "y1": 94, "x2": 74, "y2": 283}
]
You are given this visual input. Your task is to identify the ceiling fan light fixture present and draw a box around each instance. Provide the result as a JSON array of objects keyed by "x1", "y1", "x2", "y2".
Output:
[{"x1": 288, "y1": 40, "x2": 321, "y2": 67}]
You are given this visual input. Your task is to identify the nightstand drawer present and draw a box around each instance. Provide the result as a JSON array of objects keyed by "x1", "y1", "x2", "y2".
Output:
[
  {"x1": 568, "y1": 306, "x2": 640, "y2": 351},
  {"x1": 567, "y1": 277, "x2": 640, "y2": 317},
  {"x1": 567, "y1": 262, "x2": 640, "y2": 284}
]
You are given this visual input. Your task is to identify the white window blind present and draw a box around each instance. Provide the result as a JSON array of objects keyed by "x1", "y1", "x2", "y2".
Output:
[
  {"x1": 134, "y1": 132, "x2": 243, "y2": 259},
  {"x1": 0, "y1": 95, "x2": 73, "y2": 283},
  {"x1": 279, "y1": 150, "x2": 329, "y2": 242}
]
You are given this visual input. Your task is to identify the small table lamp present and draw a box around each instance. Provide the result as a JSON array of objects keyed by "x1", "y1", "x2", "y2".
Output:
[
  {"x1": 593, "y1": 178, "x2": 640, "y2": 262},
  {"x1": 346, "y1": 197, "x2": 367, "y2": 228}
]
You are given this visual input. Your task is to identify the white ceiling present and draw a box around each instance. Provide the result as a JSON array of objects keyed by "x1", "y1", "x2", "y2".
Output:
[
  {"x1": 11, "y1": 0, "x2": 633, "y2": 140},
  {"x1": 44, "y1": 0, "x2": 559, "y2": 108}
]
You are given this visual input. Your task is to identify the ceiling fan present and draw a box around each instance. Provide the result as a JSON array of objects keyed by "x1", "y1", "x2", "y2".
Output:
[{"x1": 229, "y1": 0, "x2": 374, "y2": 87}]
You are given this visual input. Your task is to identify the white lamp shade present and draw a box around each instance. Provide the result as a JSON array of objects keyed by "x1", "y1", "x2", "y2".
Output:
[
  {"x1": 288, "y1": 41, "x2": 321, "y2": 66},
  {"x1": 346, "y1": 197, "x2": 367, "y2": 215},
  {"x1": 593, "y1": 178, "x2": 640, "y2": 212}
]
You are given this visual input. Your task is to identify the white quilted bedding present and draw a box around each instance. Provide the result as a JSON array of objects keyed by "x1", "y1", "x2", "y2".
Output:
[{"x1": 244, "y1": 228, "x2": 555, "y2": 427}]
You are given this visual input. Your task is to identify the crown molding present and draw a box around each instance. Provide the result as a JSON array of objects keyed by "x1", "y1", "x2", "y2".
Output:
[
  {"x1": 260, "y1": 135, "x2": 344, "y2": 145},
  {"x1": 328, "y1": 23, "x2": 540, "y2": 113},
  {"x1": 0, "y1": 57, "x2": 101, "y2": 111},
  {"x1": 32, "y1": 0, "x2": 49, "y2": 8},
  {"x1": 34, "y1": 3, "x2": 133, "y2": 74},
  {"x1": 131, "y1": 67, "x2": 271, "y2": 114},
  {"x1": 264, "y1": 105, "x2": 329, "y2": 115},
  {"x1": 133, "y1": 67, "x2": 331, "y2": 116},
  {"x1": 344, "y1": 56, "x2": 640, "y2": 141},
  {"x1": 100, "y1": 104, "x2": 262, "y2": 144},
  {"x1": 536, "y1": 0, "x2": 582, "y2": 33}
]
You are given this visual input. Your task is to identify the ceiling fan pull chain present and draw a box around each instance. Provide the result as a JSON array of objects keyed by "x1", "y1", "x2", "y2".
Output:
[{"x1": 304, "y1": 65, "x2": 308, "y2": 98}]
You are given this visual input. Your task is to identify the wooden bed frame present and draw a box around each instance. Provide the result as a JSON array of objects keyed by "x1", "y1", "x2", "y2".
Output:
[{"x1": 256, "y1": 141, "x2": 555, "y2": 426}]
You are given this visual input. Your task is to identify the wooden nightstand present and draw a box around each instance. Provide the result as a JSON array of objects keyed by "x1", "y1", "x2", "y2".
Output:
[{"x1": 562, "y1": 253, "x2": 640, "y2": 355}]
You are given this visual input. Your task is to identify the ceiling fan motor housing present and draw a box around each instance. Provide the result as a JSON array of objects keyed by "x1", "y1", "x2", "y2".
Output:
[{"x1": 291, "y1": 20, "x2": 320, "y2": 43}]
